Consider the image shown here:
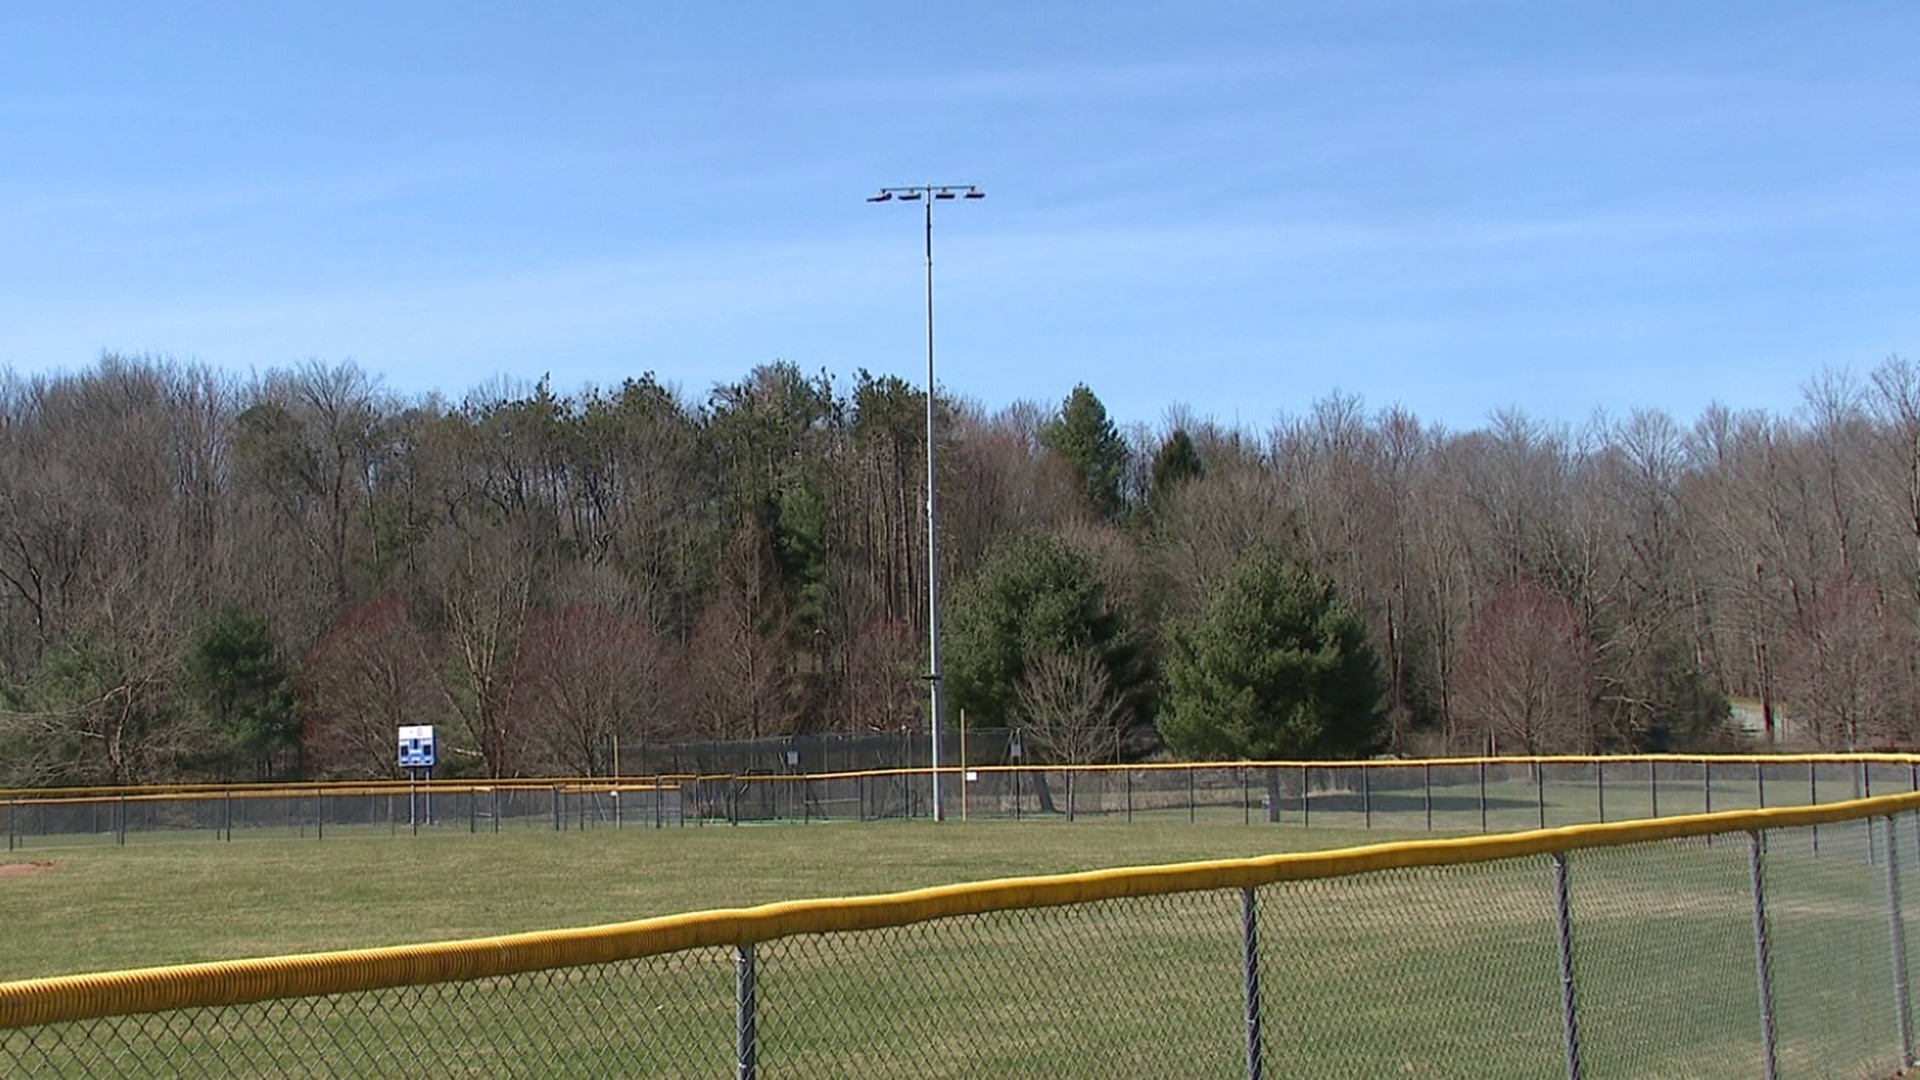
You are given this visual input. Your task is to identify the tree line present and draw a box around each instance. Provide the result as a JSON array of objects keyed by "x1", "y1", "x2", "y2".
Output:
[{"x1": 1, "y1": 353, "x2": 1915, "y2": 785}]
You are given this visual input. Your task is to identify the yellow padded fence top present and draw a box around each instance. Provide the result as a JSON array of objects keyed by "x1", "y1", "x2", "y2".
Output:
[{"x1": 1, "y1": 789, "x2": 1916, "y2": 1030}]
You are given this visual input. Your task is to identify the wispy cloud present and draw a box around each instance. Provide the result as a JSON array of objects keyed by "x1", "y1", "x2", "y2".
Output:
[{"x1": 806, "y1": 48, "x2": 1381, "y2": 105}]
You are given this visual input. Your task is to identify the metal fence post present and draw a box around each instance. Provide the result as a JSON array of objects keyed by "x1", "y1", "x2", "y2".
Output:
[
  {"x1": 1552, "y1": 852, "x2": 1583, "y2": 1080},
  {"x1": 1704, "y1": 763, "x2": 1715, "y2": 849},
  {"x1": 1301, "y1": 766, "x2": 1310, "y2": 828},
  {"x1": 1755, "y1": 762, "x2": 1765, "y2": 809},
  {"x1": 1479, "y1": 761, "x2": 1488, "y2": 832},
  {"x1": 1424, "y1": 763, "x2": 1433, "y2": 831},
  {"x1": 1362, "y1": 765, "x2": 1372, "y2": 829},
  {"x1": 316, "y1": 790, "x2": 324, "y2": 841},
  {"x1": 1867, "y1": 768, "x2": 1880, "y2": 866},
  {"x1": 1749, "y1": 831, "x2": 1780, "y2": 1080},
  {"x1": 736, "y1": 943, "x2": 758, "y2": 1080},
  {"x1": 1810, "y1": 763, "x2": 1820, "y2": 856},
  {"x1": 1886, "y1": 815, "x2": 1915, "y2": 1070},
  {"x1": 1537, "y1": 764, "x2": 1547, "y2": 830},
  {"x1": 1649, "y1": 759, "x2": 1659, "y2": 819},
  {"x1": 1596, "y1": 762, "x2": 1606, "y2": 824},
  {"x1": 1242, "y1": 887, "x2": 1265, "y2": 1080}
]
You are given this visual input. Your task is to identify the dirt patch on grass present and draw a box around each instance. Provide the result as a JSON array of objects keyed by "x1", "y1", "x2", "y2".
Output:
[{"x1": 0, "y1": 860, "x2": 58, "y2": 879}]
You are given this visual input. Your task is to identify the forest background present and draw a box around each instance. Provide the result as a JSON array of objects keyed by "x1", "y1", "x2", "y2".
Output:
[{"x1": 3, "y1": 352, "x2": 1915, "y2": 786}]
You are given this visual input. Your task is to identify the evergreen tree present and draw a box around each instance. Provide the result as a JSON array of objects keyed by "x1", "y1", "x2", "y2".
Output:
[
  {"x1": 1148, "y1": 428, "x2": 1204, "y2": 511},
  {"x1": 1161, "y1": 547, "x2": 1385, "y2": 760},
  {"x1": 945, "y1": 531, "x2": 1145, "y2": 738},
  {"x1": 1042, "y1": 384, "x2": 1129, "y2": 520},
  {"x1": 186, "y1": 607, "x2": 297, "y2": 780}
]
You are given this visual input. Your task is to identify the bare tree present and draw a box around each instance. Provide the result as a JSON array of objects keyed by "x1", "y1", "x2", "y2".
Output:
[
  {"x1": 829, "y1": 616, "x2": 921, "y2": 735},
  {"x1": 1014, "y1": 648, "x2": 1126, "y2": 766},
  {"x1": 513, "y1": 604, "x2": 669, "y2": 775},
  {"x1": 1455, "y1": 583, "x2": 1593, "y2": 754},
  {"x1": 1777, "y1": 577, "x2": 1908, "y2": 748},
  {"x1": 298, "y1": 596, "x2": 442, "y2": 779}
]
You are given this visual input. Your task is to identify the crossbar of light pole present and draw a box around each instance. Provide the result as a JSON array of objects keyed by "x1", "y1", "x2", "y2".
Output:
[{"x1": 868, "y1": 182, "x2": 985, "y2": 824}]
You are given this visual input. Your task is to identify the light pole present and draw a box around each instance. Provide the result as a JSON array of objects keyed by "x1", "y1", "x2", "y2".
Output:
[{"x1": 868, "y1": 183, "x2": 984, "y2": 823}]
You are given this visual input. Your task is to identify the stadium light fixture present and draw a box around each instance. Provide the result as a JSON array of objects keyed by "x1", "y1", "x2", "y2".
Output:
[{"x1": 867, "y1": 183, "x2": 986, "y2": 823}]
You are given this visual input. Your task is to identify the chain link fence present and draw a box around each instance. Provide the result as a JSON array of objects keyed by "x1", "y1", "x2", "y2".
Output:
[
  {"x1": 3, "y1": 790, "x2": 1918, "y2": 1077},
  {"x1": 5, "y1": 756, "x2": 1912, "y2": 850}
]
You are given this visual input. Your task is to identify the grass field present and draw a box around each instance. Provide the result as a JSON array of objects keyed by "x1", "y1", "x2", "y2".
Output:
[
  {"x1": 0, "y1": 819, "x2": 1398, "y2": 980},
  {"x1": 1, "y1": 804, "x2": 1914, "y2": 1077}
]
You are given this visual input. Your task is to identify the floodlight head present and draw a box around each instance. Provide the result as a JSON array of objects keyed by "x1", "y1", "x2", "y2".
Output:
[
  {"x1": 963, "y1": 188, "x2": 985, "y2": 200},
  {"x1": 934, "y1": 190, "x2": 957, "y2": 200},
  {"x1": 867, "y1": 192, "x2": 893, "y2": 202},
  {"x1": 897, "y1": 190, "x2": 923, "y2": 201}
]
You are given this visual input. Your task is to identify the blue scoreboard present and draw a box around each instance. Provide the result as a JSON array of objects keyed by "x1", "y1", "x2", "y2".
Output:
[{"x1": 397, "y1": 725, "x2": 436, "y2": 769}]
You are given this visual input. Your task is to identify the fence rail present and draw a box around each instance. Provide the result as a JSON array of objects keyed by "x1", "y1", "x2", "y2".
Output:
[
  {"x1": 3, "y1": 770, "x2": 1920, "y2": 1076},
  {"x1": 2, "y1": 754, "x2": 1913, "y2": 850}
]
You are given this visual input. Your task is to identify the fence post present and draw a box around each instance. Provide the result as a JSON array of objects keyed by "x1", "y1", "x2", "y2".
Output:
[
  {"x1": 1748, "y1": 831, "x2": 1780, "y2": 1080},
  {"x1": 736, "y1": 943, "x2": 758, "y2": 1080},
  {"x1": 316, "y1": 790, "x2": 324, "y2": 841},
  {"x1": 1649, "y1": 759, "x2": 1659, "y2": 819},
  {"x1": 1242, "y1": 887, "x2": 1265, "y2": 1080},
  {"x1": 1596, "y1": 762, "x2": 1605, "y2": 824},
  {"x1": 1300, "y1": 766, "x2": 1310, "y2": 829},
  {"x1": 1362, "y1": 765, "x2": 1372, "y2": 829},
  {"x1": 1536, "y1": 765, "x2": 1547, "y2": 830},
  {"x1": 1479, "y1": 761, "x2": 1488, "y2": 832},
  {"x1": 1423, "y1": 763, "x2": 1432, "y2": 832},
  {"x1": 1704, "y1": 763, "x2": 1714, "y2": 849},
  {"x1": 1552, "y1": 852, "x2": 1583, "y2": 1080},
  {"x1": 1242, "y1": 769, "x2": 1249, "y2": 826},
  {"x1": 1867, "y1": 768, "x2": 1880, "y2": 866},
  {"x1": 553, "y1": 785, "x2": 563, "y2": 832},
  {"x1": 493, "y1": 787, "x2": 501, "y2": 834},
  {"x1": 117, "y1": 795, "x2": 126, "y2": 847},
  {"x1": 1887, "y1": 814, "x2": 1915, "y2": 1070},
  {"x1": 1126, "y1": 770, "x2": 1134, "y2": 824},
  {"x1": 1810, "y1": 763, "x2": 1819, "y2": 856},
  {"x1": 1755, "y1": 762, "x2": 1765, "y2": 809},
  {"x1": 6, "y1": 798, "x2": 12, "y2": 852}
]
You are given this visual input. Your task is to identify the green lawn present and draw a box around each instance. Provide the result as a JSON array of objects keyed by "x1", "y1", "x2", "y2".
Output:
[
  {"x1": 0, "y1": 819, "x2": 1394, "y2": 980},
  {"x1": 0, "y1": 809, "x2": 1913, "y2": 1077}
]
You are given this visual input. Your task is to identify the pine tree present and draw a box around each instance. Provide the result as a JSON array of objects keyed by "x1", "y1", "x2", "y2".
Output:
[{"x1": 1160, "y1": 547, "x2": 1385, "y2": 760}]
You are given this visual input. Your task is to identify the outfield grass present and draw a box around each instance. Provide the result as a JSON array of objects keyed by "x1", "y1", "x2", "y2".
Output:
[
  {"x1": 1, "y1": 810, "x2": 1913, "y2": 1077},
  {"x1": 0, "y1": 819, "x2": 1397, "y2": 980}
]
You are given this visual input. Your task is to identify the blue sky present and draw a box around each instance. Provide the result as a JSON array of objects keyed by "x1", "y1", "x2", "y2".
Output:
[{"x1": 3, "y1": 2, "x2": 1915, "y2": 432}]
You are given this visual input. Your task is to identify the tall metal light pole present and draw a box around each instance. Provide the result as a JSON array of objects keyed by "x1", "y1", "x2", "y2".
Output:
[{"x1": 868, "y1": 183, "x2": 984, "y2": 823}]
